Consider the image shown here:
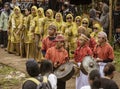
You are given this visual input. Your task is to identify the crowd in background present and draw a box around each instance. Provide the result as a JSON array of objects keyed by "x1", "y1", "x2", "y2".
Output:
[
  {"x1": 0, "y1": 0, "x2": 119, "y2": 89},
  {"x1": 0, "y1": 0, "x2": 111, "y2": 55}
]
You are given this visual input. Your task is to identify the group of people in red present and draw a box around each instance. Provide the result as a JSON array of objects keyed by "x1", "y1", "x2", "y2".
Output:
[
  {"x1": 40, "y1": 22, "x2": 115, "y2": 89},
  {"x1": 0, "y1": 0, "x2": 119, "y2": 89}
]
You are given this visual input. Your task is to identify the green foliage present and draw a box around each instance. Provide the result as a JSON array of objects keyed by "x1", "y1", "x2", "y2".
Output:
[
  {"x1": 0, "y1": 78, "x2": 20, "y2": 89},
  {"x1": 0, "y1": 64, "x2": 24, "y2": 89},
  {"x1": 0, "y1": 64, "x2": 16, "y2": 74},
  {"x1": 114, "y1": 50, "x2": 120, "y2": 72}
]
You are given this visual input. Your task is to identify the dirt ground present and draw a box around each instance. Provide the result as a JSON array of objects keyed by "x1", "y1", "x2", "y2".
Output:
[{"x1": 0, "y1": 48, "x2": 120, "y2": 89}]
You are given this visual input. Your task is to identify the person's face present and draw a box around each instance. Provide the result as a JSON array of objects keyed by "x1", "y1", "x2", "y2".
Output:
[
  {"x1": 56, "y1": 41, "x2": 64, "y2": 48},
  {"x1": 97, "y1": 34, "x2": 105, "y2": 43},
  {"x1": 76, "y1": 19, "x2": 81, "y2": 26},
  {"x1": 82, "y1": 21, "x2": 88, "y2": 28},
  {"x1": 99, "y1": 2, "x2": 103, "y2": 8},
  {"x1": 46, "y1": 11, "x2": 51, "y2": 18},
  {"x1": 25, "y1": 9, "x2": 30, "y2": 16},
  {"x1": 79, "y1": 37, "x2": 86, "y2": 46},
  {"x1": 56, "y1": 14, "x2": 61, "y2": 22},
  {"x1": 14, "y1": 9, "x2": 19, "y2": 15},
  {"x1": 78, "y1": 29, "x2": 85, "y2": 36},
  {"x1": 62, "y1": 5, "x2": 65, "y2": 10},
  {"x1": 38, "y1": 10, "x2": 42, "y2": 16},
  {"x1": 93, "y1": 26, "x2": 99, "y2": 33},
  {"x1": 31, "y1": 8, "x2": 36, "y2": 15},
  {"x1": 66, "y1": 16, "x2": 72, "y2": 23},
  {"x1": 4, "y1": 5, "x2": 9, "y2": 11},
  {"x1": 48, "y1": 28, "x2": 55, "y2": 36}
]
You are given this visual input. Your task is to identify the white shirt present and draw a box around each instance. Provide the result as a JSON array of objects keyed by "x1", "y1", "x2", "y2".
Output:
[
  {"x1": 80, "y1": 85, "x2": 91, "y2": 89},
  {"x1": 48, "y1": 73, "x2": 57, "y2": 89}
]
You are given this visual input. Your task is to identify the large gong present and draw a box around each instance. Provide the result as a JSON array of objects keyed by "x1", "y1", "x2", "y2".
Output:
[
  {"x1": 80, "y1": 56, "x2": 99, "y2": 75},
  {"x1": 54, "y1": 62, "x2": 75, "y2": 81}
]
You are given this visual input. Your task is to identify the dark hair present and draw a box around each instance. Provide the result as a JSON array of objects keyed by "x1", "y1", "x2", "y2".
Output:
[
  {"x1": 4, "y1": 2, "x2": 11, "y2": 16},
  {"x1": 40, "y1": 60, "x2": 53, "y2": 76},
  {"x1": 62, "y1": 2, "x2": 68, "y2": 9},
  {"x1": 23, "y1": 7, "x2": 31, "y2": 15},
  {"x1": 26, "y1": 7, "x2": 31, "y2": 12},
  {"x1": 103, "y1": 63, "x2": 115, "y2": 76},
  {"x1": 26, "y1": 59, "x2": 40, "y2": 77},
  {"x1": 4, "y1": 2, "x2": 10, "y2": 7},
  {"x1": 89, "y1": 69, "x2": 101, "y2": 89}
]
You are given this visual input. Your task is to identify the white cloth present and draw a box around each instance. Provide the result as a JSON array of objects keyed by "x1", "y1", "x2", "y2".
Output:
[
  {"x1": 48, "y1": 73, "x2": 57, "y2": 89},
  {"x1": 80, "y1": 85, "x2": 91, "y2": 89},
  {"x1": 76, "y1": 62, "x2": 89, "y2": 89},
  {"x1": 98, "y1": 62, "x2": 107, "y2": 77}
]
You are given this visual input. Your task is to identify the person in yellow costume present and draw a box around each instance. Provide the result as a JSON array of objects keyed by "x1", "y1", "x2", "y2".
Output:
[
  {"x1": 74, "y1": 16, "x2": 82, "y2": 37},
  {"x1": 11, "y1": 6, "x2": 23, "y2": 56},
  {"x1": 42, "y1": 9, "x2": 54, "y2": 38},
  {"x1": 90, "y1": 23, "x2": 103, "y2": 41},
  {"x1": 75, "y1": 16, "x2": 82, "y2": 28},
  {"x1": 62, "y1": 14, "x2": 77, "y2": 59},
  {"x1": 7, "y1": 12, "x2": 14, "y2": 53},
  {"x1": 81, "y1": 18, "x2": 92, "y2": 35},
  {"x1": 20, "y1": 8, "x2": 31, "y2": 57},
  {"x1": 27, "y1": 6, "x2": 38, "y2": 58},
  {"x1": 54, "y1": 12, "x2": 64, "y2": 35},
  {"x1": 33, "y1": 7, "x2": 45, "y2": 61}
]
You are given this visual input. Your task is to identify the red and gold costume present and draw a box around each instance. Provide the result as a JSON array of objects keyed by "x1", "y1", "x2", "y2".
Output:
[
  {"x1": 93, "y1": 32, "x2": 114, "y2": 77},
  {"x1": 93, "y1": 43, "x2": 114, "y2": 62},
  {"x1": 45, "y1": 46, "x2": 68, "y2": 65},
  {"x1": 74, "y1": 34, "x2": 92, "y2": 62},
  {"x1": 42, "y1": 36, "x2": 56, "y2": 52},
  {"x1": 74, "y1": 44, "x2": 92, "y2": 62}
]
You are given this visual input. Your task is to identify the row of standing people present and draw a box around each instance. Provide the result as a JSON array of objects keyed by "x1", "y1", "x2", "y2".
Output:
[
  {"x1": 0, "y1": 2, "x2": 109, "y2": 59},
  {"x1": 2, "y1": 5, "x2": 92, "y2": 60},
  {"x1": 0, "y1": 4, "x2": 115, "y2": 89}
]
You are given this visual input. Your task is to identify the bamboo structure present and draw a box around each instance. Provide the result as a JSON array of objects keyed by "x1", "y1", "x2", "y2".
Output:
[{"x1": 109, "y1": 0, "x2": 113, "y2": 41}]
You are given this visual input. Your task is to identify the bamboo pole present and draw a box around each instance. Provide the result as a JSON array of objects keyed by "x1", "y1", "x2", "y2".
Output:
[
  {"x1": 114, "y1": 0, "x2": 117, "y2": 9},
  {"x1": 92, "y1": 0, "x2": 95, "y2": 8},
  {"x1": 109, "y1": 0, "x2": 113, "y2": 41}
]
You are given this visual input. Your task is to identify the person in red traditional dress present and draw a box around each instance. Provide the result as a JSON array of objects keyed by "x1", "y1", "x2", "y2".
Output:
[
  {"x1": 77, "y1": 26, "x2": 97, "y2": 52},
  {"x1": 73, "y1": 34, "x2": 93, "y2": 89},
  {"x1": 41, "y1": 24, "x2": 57, "y2": 57},
  {"x1": 93, "y1": 31, "x2": 114, "y2": 77},
  {"x1": 45, "y1": 34, "x2": 68, "y2": 89},
  {"x1": 74, "y1": 34, "x2": 93, "y2": 62}
]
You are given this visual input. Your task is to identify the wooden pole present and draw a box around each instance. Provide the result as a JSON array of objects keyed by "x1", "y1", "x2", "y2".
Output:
[
  {"x1": 109, "y1": 0, "x2": 113, "y2": 41},
  {"x1": 92, "y1": 0, "x2": 95, "y2": 8},
  {"x1": 114, "y1": 0, "x2": 117, "y2": 10}
]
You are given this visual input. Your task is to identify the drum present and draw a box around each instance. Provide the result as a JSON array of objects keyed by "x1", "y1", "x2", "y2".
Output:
[
  {"x1": 54, "y1": 62, "x2": 75, "y2": 81},
  {"x1": 80, "y1": 56, "x2": 99, "y2": 75}
]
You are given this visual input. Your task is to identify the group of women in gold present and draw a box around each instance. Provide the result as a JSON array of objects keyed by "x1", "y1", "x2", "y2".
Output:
[{"x1": 7, "y1": 5, "x2": 103, "y2": 62}]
